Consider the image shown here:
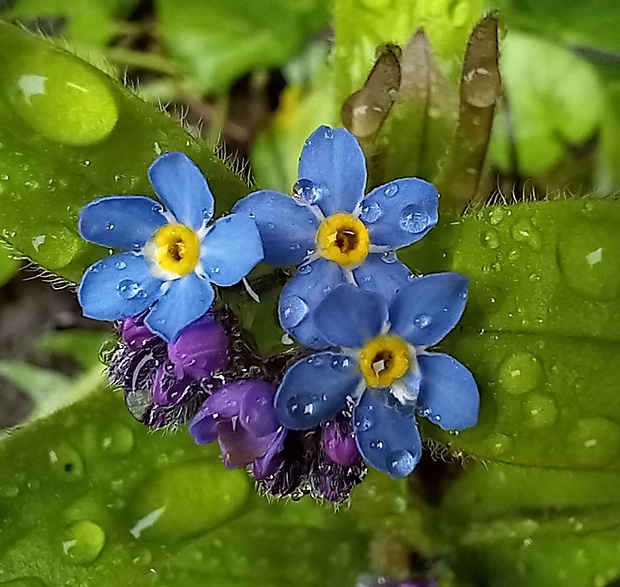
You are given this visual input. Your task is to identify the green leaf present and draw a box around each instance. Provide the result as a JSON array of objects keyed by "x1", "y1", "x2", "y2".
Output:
[
  {"x1": 0, "y1": 247, "x2": 20, "y2": 287},
  {"x1": 156, "y1": 0, "x2": 330, "y2": 94},
  {"x1": 0, "y1": 390, "x2": 367, "y2": 585},
  {"x1": 436, "y1": 461, "x2": 620, "y2": 586},
  {"x1": 403, "y1": 198, "x2": 620, "y2": 469},
  {"x1": 0, "y1": 22, "x2": 248, "y2": 284},
  {"x1": 489, "y1": 32, "x2": 604, "y2": 175}
]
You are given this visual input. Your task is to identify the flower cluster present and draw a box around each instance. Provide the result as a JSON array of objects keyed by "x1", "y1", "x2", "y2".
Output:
[{"x1": 79, "y1": 125, "x2": 479, "y2": 502}]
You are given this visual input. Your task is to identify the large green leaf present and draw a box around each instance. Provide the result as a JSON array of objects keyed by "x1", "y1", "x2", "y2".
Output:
[
  {"x1": 0, "y1": 389, "x2": 367, "y2": 585},
  {"x1": 403, "y1": 198, "x2": 620, "y2": 468},
  {"x1": 156, "y1": 0, "x2": 330, "y2": 94},
  {"x1": 0, "y1": 22, "x2": 248, "y2": 285}
]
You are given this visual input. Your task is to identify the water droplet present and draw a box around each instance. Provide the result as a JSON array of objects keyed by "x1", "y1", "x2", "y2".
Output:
[
  {"x1": 523, "y1": 394, "x2": 557, "y2": 429},
  {"x1": 387, "y1": 449, "x2": 416, "y2": 477},
  {"x1": 354, "y1": 417, "x2": 372, "y2": 432},
  {"x1": 115, "y1": 260, "x2": 127, "y2": 270},
  {"x1": 56, "y1": 520, "x2": 106, "y2": 565},
  {"x1": 369, "y1": 440, "x2": 384, "y2": 450},
  {"x1": 266, "y1": 222, "x2": 275, "y2": 229},
  {"x1": 399, "y1": 204, "x2": 430, "y2": 234},
  {"x1": 323, "y1": 127, "x2": 333, "y2": 139},
  {"x1": 360, "y1": 201, "x2": 383, "y2": 224},
  {"x1": 298, "y1": 263, "x2": 313, "y2": 275},
  {"x1": 384, "y1": 183, "x2": 399, "y2": 198},
  {"x1": 413, "y1": 313, "x2": 432, "y2": 329},
  {"x1": 280, "y1": 295, "x2": 309, "y2": 328},
  {"x1": 129, "y1": 461, "x2": 249, "y2": 543},
  {"x1": 557, "y1": 219, "x2": 620, "y2": 301},
  {"x1": 118, "y1": 279, "x2": 142, "y2": 300},
  {"x1": 48, "y1": 443, "x2": 84, "y2": 482},
  {"x1": 487, "y1": 432, "x2": 513, "y2": 456},
  {"x1": 498, "y1": 352, "x2": 544, "y2": 395},
  {"x1": 3, "y1": 45, "x2": 118, "y2": 145},
  {"x1": 488, "y1": 207, "x2": 506, "y2": 225},
  {"x1": 100, "y1": 423, "x2": 134, "y2": 457},
  {"x1": 480, "y1": 228, "x2": 500, "y2": 249},
  {"x1": 29, "y1": 223, "x2": 82, "y2": 270},
  {"x1": 511, "y1": 218, "x2": 541, "y2": 251},
  {"x1": 568, "y1": 417, "x2": 620, "y2": 467},
  {"x1": 293, "y1": 178, "x2": 326, "y2": 205},
  {"x1": 380, "y1": 250, "x2": 397, "y2": 264},
  {"x1": 0, "y1": 482, "x2": 19, "y2": 498},
  {"x1": 330, "y1": 356, "x2": 351, "y2": 371}
]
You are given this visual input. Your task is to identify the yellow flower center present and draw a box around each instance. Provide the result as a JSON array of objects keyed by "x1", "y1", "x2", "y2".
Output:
[
  {"x1": 359, "y1": 335, "x2": 411, "y2": 388},
  {"x1": 151, "y1": 224, "x2": 200, "y2": 276},
  {"x1": 315, "y1": 213, "x2": 370, "y2": 267}
]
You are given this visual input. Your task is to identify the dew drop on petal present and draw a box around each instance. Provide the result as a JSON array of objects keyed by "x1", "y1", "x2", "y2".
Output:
[
  {"x1": 115, "y1": 260, "x2": 127, "y2": 270},
  {"x1": 280, "y1": 295, "x2": 309, "y2": 329},
  {"x1": 387, "y1": 449, "x2": 416, "y2": 477},
  {"x1": 298, "y1": 263, "x2": 313, "y2": 275},
  {"x1": 117, "y1": 279, "x2": 141, "y2": 300},
  {"x1": 380, "y1": 250, "x2": 397, "y2": 264},
  {"x1": 360, "y1": 201, "x2": 383, "y2": 224},
  {"x1": 413, "y1": 313, "x2": 432, "y2": 329},
  {"x1": 399, "y1": 204, "x2": 431, "y2": 233},
  {"x1": 384, "y1": 183, "x2": 399, "y2": 198}
]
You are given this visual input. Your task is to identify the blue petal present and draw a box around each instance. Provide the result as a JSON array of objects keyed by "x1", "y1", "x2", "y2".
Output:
[
  {"x1": 278, "y1": 258, "x2": 345, "y2": 349},
  {"x1": 232, "y1": 190, "x2": 318, "y2": 266},
  {"x1": 200, "y1": 214, "x2": 264, "y2": 286},
  {"x1": 353, "y1": 390, "x2": 422, "y2": 478},
  {"x1": 314, "y1": 284, "x2": 387, "y2": 348},
  {"x1": 148, "y1": 152, "x2": 215, "y2": 229},
  {"x1": 78, "y1": 252, "x2": 161, "y2": 320},
  {"x1": 79, "y1": 196, "x2": 167, "y2": 250},
  {"x1": 362, "y1": 178, "x2": 438, "y2": 249},
  {"x1": 353, "y1": 253, "x2": 412, "y2": 302},
  {"x1": 298, "y1": 126, "x2": 366, "y2": 217},
  {"x1": 145, "y1": 273, "x2": 214, "y2": 342},
  {"x1": 389, "y1": 273, "x2": 469, "y2": 347},
  {"x1": 274, "y1": 352, "x2": 362, "y2": 430},
  {"x1": 417, "y1": 353, "x2": 480, "y2": 430}
]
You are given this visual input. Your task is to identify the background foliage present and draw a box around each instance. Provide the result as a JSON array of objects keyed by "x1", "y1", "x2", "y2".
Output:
[{"x1": 0, "y1": 0, "x2": 620, "y2": 586}]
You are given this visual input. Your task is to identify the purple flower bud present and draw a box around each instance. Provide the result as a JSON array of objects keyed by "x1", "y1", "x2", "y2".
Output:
[
  {"x1": 168, "y1": 314, "x2": 230, "y2": 379},
  {"x1": 190, "y1": 380, "x2": 283, "y2": 469},
  {"x1": 252, "y1": 428, "x2": 287, "y2": 480},
  {"x1": 321, "y1": 418, "x2": 361, "y2": 467},
  {"x1": 120, "y1": 315, "x2": 157, "y2": 350},
  {"x1": 152, "y1": 360, "x2": 195, "y2": 406}
]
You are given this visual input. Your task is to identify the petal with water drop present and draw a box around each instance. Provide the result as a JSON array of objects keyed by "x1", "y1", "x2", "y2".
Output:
[
  {"x1": 389, "y1": 273, "x2": 469, "y2": 347},
  {"x1": 298, "y1": 126, "x2": 367, "y2": 217},
  {"x1": 148, "y1": 152, "x2": 215, "y2": 229},
  {"x1": 364, "y1": 178, "x2": 438, "y2": 249},
  {"x1": 232, "y1": 189, "x2": 318, "y2": 266},
  {"x1": 274, "y1": 352, "x2": 362, "y2": 430},
  {"x1": 417, "y1": 352, "x2": 479, "y2": 430},
  {"x1": 353, "y1": 390, "x2": 422, "y2": 478},
  {"x1": 78, "y1": 252, "x2": 161, "y2": 321}
]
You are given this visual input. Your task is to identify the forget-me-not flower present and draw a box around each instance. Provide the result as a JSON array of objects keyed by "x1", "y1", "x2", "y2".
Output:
[
  {"x1": 78, "y1": 152, "x2": 263, "y2": 342},
  {"x1": 232, "y1": 126, "x2": 439, "y2": 349},
  {"x1": 273, "y1": 275, "x2": 479, "y2": 478}
]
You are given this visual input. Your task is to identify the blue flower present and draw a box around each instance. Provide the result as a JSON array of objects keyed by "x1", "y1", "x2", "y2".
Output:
[
  {"x1": 232, "y1": 125, "x2": 438, "y2": 348},
  {"x1": 77, "y1": 152, "x2": 264, "y2": 342},
  {"x1": 273, "y1": 275, "x2": 479, "y2": 478}
]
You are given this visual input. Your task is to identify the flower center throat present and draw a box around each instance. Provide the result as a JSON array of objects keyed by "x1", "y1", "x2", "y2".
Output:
[
  {"x1": 359, "y1": 335, "x2": 410, "y2": 388},
  {"x1": 149, "y1": 224, "x2": 200, "y2": 276},
  {"x1": 316, "y1": 213, "x2": 370, "y2": 267}
]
